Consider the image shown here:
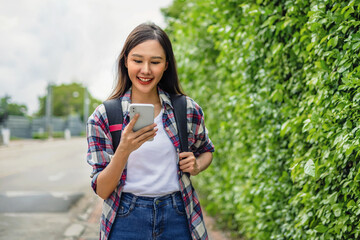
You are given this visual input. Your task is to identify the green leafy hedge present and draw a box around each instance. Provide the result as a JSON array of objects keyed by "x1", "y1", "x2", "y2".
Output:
[{"x1": 163, "y1": 0, "x2": 360, "y2": 239}]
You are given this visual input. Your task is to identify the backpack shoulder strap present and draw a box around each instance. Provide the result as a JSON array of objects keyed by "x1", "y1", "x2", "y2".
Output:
[
  {"x1": 170, "y1": 94, "x2": 188, "y2": 152},
  {"x1": 103, "y1": 98, "x2": 123, "y2": 151}
]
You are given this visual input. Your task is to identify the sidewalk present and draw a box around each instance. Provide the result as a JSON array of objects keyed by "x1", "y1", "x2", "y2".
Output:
[{"x1": 65, "y1": 193, "x2": 232, "y2": 240}]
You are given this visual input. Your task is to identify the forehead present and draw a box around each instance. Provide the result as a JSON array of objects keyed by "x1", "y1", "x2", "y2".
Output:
[{"x1": 129, "y1": 40, "x2": 166, "y2": 58}]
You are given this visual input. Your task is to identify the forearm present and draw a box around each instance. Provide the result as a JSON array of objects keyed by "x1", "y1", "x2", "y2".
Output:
[
  {"x1": 196, "y1": 152, "x2": 213, "y2": 174},
  {"x1": 96, "y1": 149, "x2": 130, "y2": 199}
]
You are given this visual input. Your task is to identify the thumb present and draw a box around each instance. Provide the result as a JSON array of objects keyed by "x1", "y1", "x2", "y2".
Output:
[{"x1": 128, "y1": 113, "x2": 139, "y2": 129}]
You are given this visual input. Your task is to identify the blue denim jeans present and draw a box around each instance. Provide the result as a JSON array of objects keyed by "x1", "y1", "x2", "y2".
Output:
[{"x1": 108, "y1": 191, "x2": 192, "y2": 240}]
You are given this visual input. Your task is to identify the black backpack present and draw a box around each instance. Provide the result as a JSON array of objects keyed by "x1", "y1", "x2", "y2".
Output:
[{"x1": 103, "y1": 94, "x2": 188, "y2": 153}]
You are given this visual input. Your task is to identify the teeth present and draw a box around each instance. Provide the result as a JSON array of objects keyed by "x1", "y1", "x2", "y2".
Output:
[{"x1": 138, "y1": 77, "x2": 152, "y2": 82}]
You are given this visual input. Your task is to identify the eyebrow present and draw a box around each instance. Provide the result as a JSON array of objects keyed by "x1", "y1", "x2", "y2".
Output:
[{"x1": 131, "y1": 54, "x2": 164, "y2": 60}]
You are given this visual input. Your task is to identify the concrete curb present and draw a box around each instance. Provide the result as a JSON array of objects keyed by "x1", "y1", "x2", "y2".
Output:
[{"x1": 64, "y1": 223, "x2": 85, "y2": 238}]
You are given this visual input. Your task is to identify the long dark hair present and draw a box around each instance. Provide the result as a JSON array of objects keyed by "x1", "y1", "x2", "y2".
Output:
[{"x1": 108, "y1": 23, "x2": 184, "y2": 100}]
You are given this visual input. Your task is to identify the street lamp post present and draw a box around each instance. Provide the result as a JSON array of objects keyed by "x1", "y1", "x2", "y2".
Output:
[{"x1": 45, "y1": 83, "x2": 53, "y2": 138}]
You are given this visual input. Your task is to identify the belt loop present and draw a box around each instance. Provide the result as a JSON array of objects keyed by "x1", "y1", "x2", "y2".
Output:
[
  {"x1": 131, "y1": 194, "x2": 137, "y2": 208},
  {"x1": 171, "y1": 192, "x2": 177, "y2": 208}
]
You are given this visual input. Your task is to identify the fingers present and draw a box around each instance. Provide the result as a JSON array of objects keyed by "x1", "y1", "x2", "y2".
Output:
[
  {"x1": 122, "y1": 114, "x2": 140, "y2": 135},
  {"x1": 179, "y1": 152, "x2": 192, "y2": 159},
  {"x1": 118, "y1": 116, "x2": 157, "y2": 153},
  {"x1": 127, "y1": 113, "x2": 140, "y2": 129},
  {"x1": 179, "y1": 152, "x2": 195, "y2": 168},
  {"x1": 179, "y1": 152, "x2": 200, "y2": 176},
  {"x1": 179, "y1": 161, "x2": 194, "y2": 170},
  {"x1": 134, "y1": 123, "x2": 157, "y2": 136},
  {"x1": 179, "y1": 160, "x2": 199, "y2": 176},
  {"x1": 179, "y1": 156, "x2": 192, "y2": 165},
  {"x1": 179, "y1": 158, "x2": 194, "y2": 168},
  {"x1": 124, "y1": 114, "x2": 156, "y2": 137},
  {"x1": 135, "y1": 127, "x2": 158, "y2": 143}
]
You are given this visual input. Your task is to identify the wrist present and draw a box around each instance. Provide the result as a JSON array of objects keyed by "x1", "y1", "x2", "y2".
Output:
[
  {"x1": 114, "y1": 146, "x2": 131, "y2": 158},
  {"x1": 196, "y1": 163, "x2": 201, "y2": 175},
  {"x1": 192, "y1": 159, "x2": 201, "y2": 176}
]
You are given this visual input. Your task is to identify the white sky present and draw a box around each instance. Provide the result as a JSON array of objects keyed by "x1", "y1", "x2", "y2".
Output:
[{"x1": 0, "y1": 0, "x2": 173, "y2": 114}]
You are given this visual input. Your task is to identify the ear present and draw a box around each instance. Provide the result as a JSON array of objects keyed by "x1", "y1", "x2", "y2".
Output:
[
  {"x1": 124, "y1": 57, "x2": 128, "y2": 68},
  {"x1": 165, "y1": 61, "x2": 168, "y2": 71}
]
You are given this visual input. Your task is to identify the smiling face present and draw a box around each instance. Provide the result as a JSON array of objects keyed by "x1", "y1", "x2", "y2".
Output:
[{"x1": 126, "y1": 39, "x2": 168, "y2": 97}]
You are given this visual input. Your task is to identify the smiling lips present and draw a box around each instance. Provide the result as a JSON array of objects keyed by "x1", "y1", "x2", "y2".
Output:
[{"x1": 137, "y1": 76, "x2": 153, "y2": 85}]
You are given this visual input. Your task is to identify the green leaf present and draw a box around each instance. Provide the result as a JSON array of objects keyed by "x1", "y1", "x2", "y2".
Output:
[
  {"x1": 353, "y1": 92, "x2": 360, "y2": 101},
  {"x1": 339, "y1": 85, "x2": 348, "y2": 90},
  {"x1": 315, "y1": 224, "x2": 328, "y2": 233},
  {"x1": 261, "y1": 15, "x2": 279, "y2": 28},
  {"x1": 307, "y1": 42, "x2": 316, "y2": 51},
  {"x1": 344, "y1": 120, "x2": 352, "y2": 129},
  {"x1": 327, "y1": 36, "x2": 339, "y2": 48},
  {"x1": 304, "y1": 159, "x2": 315, "y2": 177},
  {"x1": 345, "y1": 145, "x2": 355, "y2": 156},
  {"x1": 341, "y1": 6, "x2": 350, "y2": 15},
  {"x1": 344, "y1": 8, "x2": 355, "y2": 19},
  {"x1": 320, "y1": 34, "x2": 330, "y2": 44},
  {"x1": 352, "y1": 41, "x2": 360, "y2": 51},
  {"x1": 270, "y1": 89, "x2": 283, "y2": 102},
  {"x1": 280, "y1": 120, "x2": 290, "y2": 137},
  {"x1": 338, "y1": 62, "x2": 352, "y2": 73},
  {"x1": 347, "y1": 200, "x2": 355, "y2": 209},
  {"x1": 333, "y1": 207, "x2": 342, "y2": 217},
  {"x1": 320, "y1": 60, "x2": 330, "y2": 71},
  {"x1": 272, "y1": 43, "x2": 283, "y2": 55}
]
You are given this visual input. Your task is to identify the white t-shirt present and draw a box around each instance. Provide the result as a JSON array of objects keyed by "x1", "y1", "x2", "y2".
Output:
[{"x1": 122, "y1": 109, "x2": 180, "y2": 196}]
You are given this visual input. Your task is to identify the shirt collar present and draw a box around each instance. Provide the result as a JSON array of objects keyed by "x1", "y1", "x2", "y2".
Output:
[{"x1": 158, "y1": 87, "x2": 174, "y2": 109}]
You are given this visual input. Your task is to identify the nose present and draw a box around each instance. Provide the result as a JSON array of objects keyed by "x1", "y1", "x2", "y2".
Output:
[{"x1": 141, "y1": 62, "x2": 151, "y2": 74}]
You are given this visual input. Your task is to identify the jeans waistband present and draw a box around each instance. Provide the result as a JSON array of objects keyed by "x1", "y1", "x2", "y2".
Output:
[{"x1": 121, "y1": 191, "x2": 182, "y2": 206}]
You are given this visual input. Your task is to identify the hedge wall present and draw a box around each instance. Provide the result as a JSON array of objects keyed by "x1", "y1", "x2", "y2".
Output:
[{"x1": 163, "y1": 0, "x2": 360, "y2": 239}]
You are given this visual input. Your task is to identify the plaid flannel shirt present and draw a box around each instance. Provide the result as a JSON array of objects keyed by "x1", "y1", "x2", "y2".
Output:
[{"x1": 86, "y1": 87, "x2": 215, "y2": 240}]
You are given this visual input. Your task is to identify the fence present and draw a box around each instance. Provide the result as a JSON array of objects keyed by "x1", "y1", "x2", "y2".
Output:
[{"x1": 2, "y1": 114, "x2": 85, "y2": 139}]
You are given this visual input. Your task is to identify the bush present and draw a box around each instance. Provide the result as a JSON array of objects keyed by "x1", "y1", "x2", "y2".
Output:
[
  {"x1": 164, "y1": 0, "x2": 360, "y2": 239},
  {"x1": 32, "y1": 132, "x2": 49, "y2": 140},
  {"x1": 32, "y1": 131, "x2": 64, "y2": 139},
  {"x1": 52, "y1": 131, "x2": 65, "y2": 138}
]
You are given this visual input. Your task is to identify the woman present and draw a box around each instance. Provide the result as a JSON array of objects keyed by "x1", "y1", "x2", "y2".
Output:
[{"x1": 87, "y1": 22, "x2": 214, "y2": 240}]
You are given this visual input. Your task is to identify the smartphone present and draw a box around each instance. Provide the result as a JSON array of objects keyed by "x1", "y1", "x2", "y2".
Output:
[{"x1": 129, "y1": 103, "x2": 155, "y2": 140}]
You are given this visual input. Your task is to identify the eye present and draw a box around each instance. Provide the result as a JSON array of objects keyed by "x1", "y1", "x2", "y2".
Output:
[
  {"x1": 151, "y1": 62, "x2": 160, "y2": 65},
  {"x1": 134, "y1": 60, "x2": 142, "y2": 63}
]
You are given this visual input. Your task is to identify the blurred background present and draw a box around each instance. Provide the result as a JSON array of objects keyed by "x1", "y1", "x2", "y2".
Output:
[
  {"x1": 0, "y1": 1, "x2": 179, "y2": 240},
  {"x1": 0, "y1": 0, "x2": 172, "y2": 140}
]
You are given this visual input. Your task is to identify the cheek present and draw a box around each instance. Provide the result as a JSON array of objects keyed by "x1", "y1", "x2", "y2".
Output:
[
  {"x1": 127, "y1": 64, "x2": 138, "y2": 76},
  {"x1": 127, "y1": 70, "x2": 138, "y2": 83},
  {"x1": 156, "y1": 65, "x2": 167, "y2": 75}
]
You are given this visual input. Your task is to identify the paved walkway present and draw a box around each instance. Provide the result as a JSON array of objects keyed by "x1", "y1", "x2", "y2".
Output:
[{"x1": 1, "y1": 138, "x2": 234, "y2": 240}]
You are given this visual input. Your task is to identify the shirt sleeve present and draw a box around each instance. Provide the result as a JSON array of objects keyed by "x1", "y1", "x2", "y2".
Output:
[
  {"x1": 86, "y1": 104, "x2": 114, "y2": 193},
  {"x1": 186, "y1": 97, "x2": 215, "y2": 157}
]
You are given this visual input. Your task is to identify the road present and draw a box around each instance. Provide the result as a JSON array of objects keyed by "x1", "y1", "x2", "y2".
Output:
[
  {"x1": 0, "y1": 137, "x2": 234, "y2": 240},
  {"x1": 0, "y1": 137, "x2": 94, "y2": 240}
]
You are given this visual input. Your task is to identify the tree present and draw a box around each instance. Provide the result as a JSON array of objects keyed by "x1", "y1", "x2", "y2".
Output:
[
  {"x1": 36, "y1": 82, "x2": 101, "y2": 121},
  {"x1": 0, "y1": 96, "x2": 28, "y2": 119}
]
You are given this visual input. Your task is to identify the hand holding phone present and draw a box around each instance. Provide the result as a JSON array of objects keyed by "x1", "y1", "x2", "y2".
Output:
[{"x1": 129, "y1": 103, "x2": 155, "y2": 141}]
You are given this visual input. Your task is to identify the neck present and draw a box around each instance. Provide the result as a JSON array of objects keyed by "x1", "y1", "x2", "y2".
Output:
[{"x1": 131, "y1": 88, "x2": 160, "y2": 105}]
